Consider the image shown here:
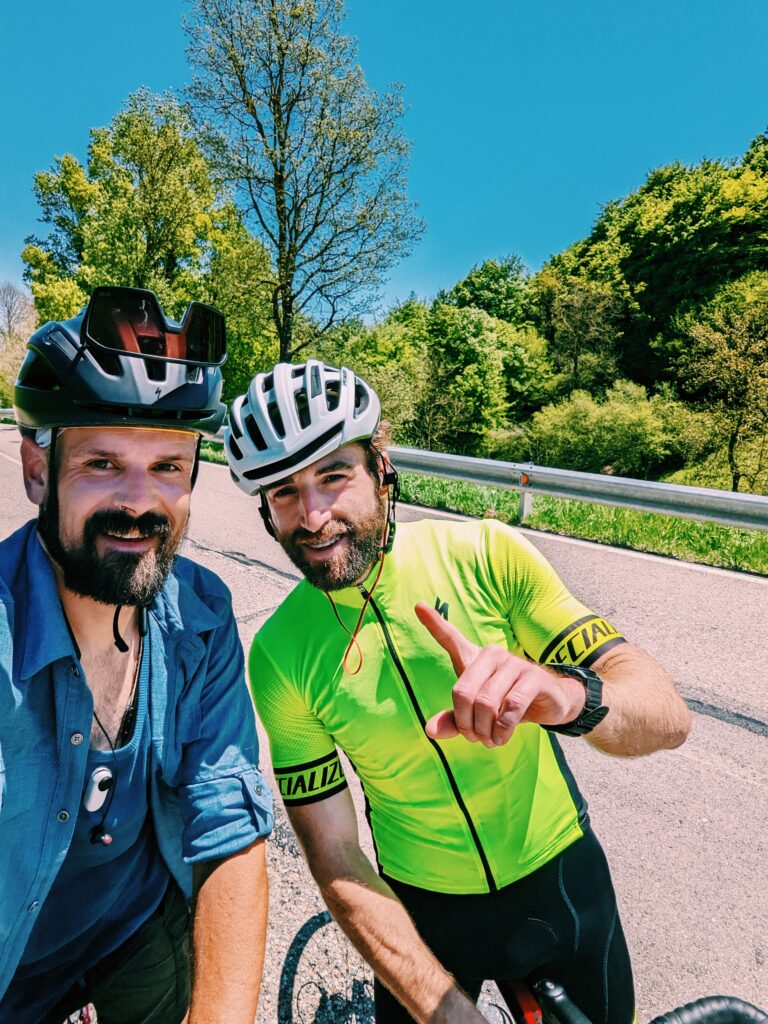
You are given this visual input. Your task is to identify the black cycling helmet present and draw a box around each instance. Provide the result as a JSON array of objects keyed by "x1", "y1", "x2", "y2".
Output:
[{"x1": 14, "y1": 286, "x2": 227, "y2": 437}]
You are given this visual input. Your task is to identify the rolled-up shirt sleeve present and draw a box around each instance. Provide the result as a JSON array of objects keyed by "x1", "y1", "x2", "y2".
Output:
[{"x1": 178, "y1": 605, "x2": 273, "y2": 862}]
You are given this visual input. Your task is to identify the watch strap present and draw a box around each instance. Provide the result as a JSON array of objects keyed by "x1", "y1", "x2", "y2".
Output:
[{"x1": 543, "y1": 663, "x2": 609, "y2": 737}]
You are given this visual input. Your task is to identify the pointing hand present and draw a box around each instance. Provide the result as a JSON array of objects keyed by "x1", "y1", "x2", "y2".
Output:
[{"x1": 414, "y1": 602, "x2": 586, "y2": 747}]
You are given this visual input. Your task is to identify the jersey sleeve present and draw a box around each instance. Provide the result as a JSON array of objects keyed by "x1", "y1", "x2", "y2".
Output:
[
  {"x1": 248, "y1": 634, "x2": 347, "y2": 807},
  {"x1": 485, "y1": 522, "x2": 626, "y2": 667}
]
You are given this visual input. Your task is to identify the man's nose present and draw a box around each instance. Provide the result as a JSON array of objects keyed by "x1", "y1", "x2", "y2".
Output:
[
  {"x1": 298, "y1": 489, "x2": 332, "y2": 533},
  {"x1": 112, "y1": 466, "x2": 160, "y2": 516}
]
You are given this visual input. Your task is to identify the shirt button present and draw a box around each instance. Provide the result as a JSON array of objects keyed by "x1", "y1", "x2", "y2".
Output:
[
  {"x1": 70, "y1": 732, "x2": 84, "y2": 745},
  {"x1": 71, "y1": 664, "x2": 80, "y2": 677},
  {"x1": 57, "y1": 810, "x2": 70, "y2": 823},
  {"x1": 28, "y1": 901, "x2": 39, "y2": 913}
]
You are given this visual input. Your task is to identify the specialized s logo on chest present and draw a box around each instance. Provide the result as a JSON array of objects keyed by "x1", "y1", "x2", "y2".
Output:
[{"x1": 434, "y1": 597, "x2": 449, "y2": 620}]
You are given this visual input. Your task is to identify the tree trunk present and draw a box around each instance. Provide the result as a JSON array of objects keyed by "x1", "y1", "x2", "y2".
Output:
[{"x1": 727, "y1": 416, "x2": 743, "y2": 492}]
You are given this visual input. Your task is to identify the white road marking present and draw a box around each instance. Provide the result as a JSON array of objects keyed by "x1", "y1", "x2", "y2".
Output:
[
  {"x1": 517, "y1": 525, "x2": 768, "y2": 584},
  {"x1": 0, "y1": 451, "x2": 20, "y2": 466}
]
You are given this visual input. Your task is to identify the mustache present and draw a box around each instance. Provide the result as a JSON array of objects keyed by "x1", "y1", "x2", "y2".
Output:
[
  {"x1": 83, "y1": 509, "x2": 173, "y2": 544},
  {"x1": 291, "y1": 524, "x2": 350, "y2": 544}
]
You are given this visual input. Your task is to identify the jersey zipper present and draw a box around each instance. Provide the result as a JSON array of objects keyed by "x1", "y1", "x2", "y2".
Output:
[{"x1": 359, "y1": 584, "x2": 497, "y2": 893}]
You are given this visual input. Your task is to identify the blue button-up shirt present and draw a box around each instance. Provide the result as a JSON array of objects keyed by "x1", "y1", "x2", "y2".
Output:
[{"x1": 0, "y1": 521, "x2": 274, "y2": 998}]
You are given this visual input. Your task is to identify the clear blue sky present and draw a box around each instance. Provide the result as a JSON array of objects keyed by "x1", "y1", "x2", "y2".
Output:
[{"x1": 1, "y1": 0, "x2": 766, "y2": 311}]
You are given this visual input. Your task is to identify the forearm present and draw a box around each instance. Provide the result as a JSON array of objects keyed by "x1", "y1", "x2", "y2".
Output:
[
  {"x1": 189, "y1": 840, "x2": 269, "y2": 1024},
  {"x1": 587, "y1": 642, "x2": 691, "y2": 756},
  {"x1": 315, "y1": 846, "x2": 483, "y2": 1023}
]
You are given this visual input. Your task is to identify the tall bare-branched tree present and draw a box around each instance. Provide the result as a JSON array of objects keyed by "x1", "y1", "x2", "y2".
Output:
[
  {"x1": 186, "y1": 0, "x2": 424, "y2": 360},
  {"x1": 0, "y1": 282, "x2": 35, "y2": 342},
  {"x1": 0, "y1": 282, "x2": 37, "y2": 401}
]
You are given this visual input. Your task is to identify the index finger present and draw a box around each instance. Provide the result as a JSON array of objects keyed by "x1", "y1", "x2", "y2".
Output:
[{"x1": 415, "y1": 602, "x2": 478, "y2": 677}]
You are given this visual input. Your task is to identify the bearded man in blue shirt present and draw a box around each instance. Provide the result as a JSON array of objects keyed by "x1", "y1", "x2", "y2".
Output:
[{"x1": 0, "y1": 288, "x2": 273, "y2": 1024}]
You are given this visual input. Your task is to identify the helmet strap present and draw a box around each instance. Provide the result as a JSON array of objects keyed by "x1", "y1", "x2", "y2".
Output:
[
  {"x1": 259, "y1": 493, "x2": 277, "y2": 538},
  {"x1": 378, "y1": 458, "x2": 399, "y2": 555},
  {"x1": 190, "y1": 435, "x2": 202, "y2": 489}
]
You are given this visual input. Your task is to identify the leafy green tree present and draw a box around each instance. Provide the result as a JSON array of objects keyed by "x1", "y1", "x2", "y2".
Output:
[
  {"x1": 187, "y1": 0, "x2": 424, "y2": 360},
  {"x1": 416, "y1": 305, "x2": 508, "y2": 454},
  {"x1": 678, "y1": 274, "x2": 768, "y2": 491},
  {"x1": 22, "y1": 90, "x2": 274, "y2": 398},
  {"x1": 438, "y1": 256, "x2": 529, "y2": 324},
  {"x1": 204, "y1": 206, "x2": 278, "y2": 401},
  {"x1": 533, "y1": 130, "x2": 768, "y2": 384},
  {"x1": 23, "y1": 91, "x2": 219, "y2": 318},
  {"x1": 493, "y1": 321, "x2": 555, "y2": 421},
  {"x1": 543, "y1": 276, "x2": 623, "y2": 391},
  {"x1": 523, "y1": 382, "x2": 672, "y2": 477},
  {"x1": 307, "y1": 303, "x2": 430, "y2": 446}
]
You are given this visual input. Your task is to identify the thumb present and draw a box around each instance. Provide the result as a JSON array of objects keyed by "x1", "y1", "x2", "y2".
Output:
[
  {"x1": 425, "y1": 709, "x2": 460, "y2": 740},
  {"x1": 415, "y1": 602, "x2": 478, "y2": 677}
]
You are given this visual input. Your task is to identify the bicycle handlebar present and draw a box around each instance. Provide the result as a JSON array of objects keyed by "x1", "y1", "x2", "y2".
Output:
[{"x1": 648, "y1": 996, "x2": 767, "y2": 1024}]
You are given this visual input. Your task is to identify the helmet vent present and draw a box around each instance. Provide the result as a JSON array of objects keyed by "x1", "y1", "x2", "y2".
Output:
[
  {"x1": 146, "y1": 360, "x2": 167, "y2": 383},
  {"x1": 244, "y1": 413, "x2": 268, "y2": 451},
  {"x1": 18, "y1": 351, "x2": 61, "y2": 391},
  {"x1": 228, "y1": 436, "x2": 243, "y2": 461},
  {"x1": 310, "y1": 365, "x2": 322, "y2": 398},
  {"x1": 267, "y1": 401, "x2": 285, "y2": 439},
  {"x1": 89, "y1": 347, "x2": 124, "y2": 377},
  {"x1": 326, "y1": 381, "x2": 341, "y2": 412},
  {"x1": 354, "y1": 383, "x2": 370, "y2": 416},
  {"x1": 295, "y1": 392, "x2": 311, "y2": 429},
  {"x1": 262, "y1": 373, "x2": 274, "y2": 392},
  {"x1": 229, "y1": 412, "x2": 243, "y2": 440}
]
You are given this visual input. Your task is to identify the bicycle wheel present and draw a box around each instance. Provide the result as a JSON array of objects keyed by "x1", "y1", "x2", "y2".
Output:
[{"x1": 277, "y1": 910, "x2": 375, "y2": 1024}]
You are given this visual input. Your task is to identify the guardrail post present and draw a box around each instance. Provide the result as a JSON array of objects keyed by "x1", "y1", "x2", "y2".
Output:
[{"x1": 519, "y1": 489, "x2": 533, "y2": 521}]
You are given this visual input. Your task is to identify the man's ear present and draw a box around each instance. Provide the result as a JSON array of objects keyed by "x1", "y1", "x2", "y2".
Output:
[{"x1": 20, "y1": 437, "x2": 49, "y2": 507}]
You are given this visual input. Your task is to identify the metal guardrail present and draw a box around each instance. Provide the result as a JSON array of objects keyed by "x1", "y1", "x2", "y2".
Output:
[
  {"x1": 2, "y1": 411, "x2": 766, "y2": 531},
  {"x1": 389, "y1": 446, "x2": 768, "y2": 532}
]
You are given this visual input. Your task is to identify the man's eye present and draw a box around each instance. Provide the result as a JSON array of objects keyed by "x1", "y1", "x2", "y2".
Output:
[
  {"x1": 87, "y1": 459, "x2": 113, "y2": 470},
  {"x1": 271, "y1": 487, "x2": 295, "y2": 500},
  {"x1": 155, "y1": 463, "x2": 183, "y2": 473},
  {"x1": 322, "y1": 473, "x2": 346, "y2": 484}
]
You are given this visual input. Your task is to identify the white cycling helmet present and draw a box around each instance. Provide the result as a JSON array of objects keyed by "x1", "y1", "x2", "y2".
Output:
[{"x1": 225, "y1": 360, "x2": 381, "y2": 492}]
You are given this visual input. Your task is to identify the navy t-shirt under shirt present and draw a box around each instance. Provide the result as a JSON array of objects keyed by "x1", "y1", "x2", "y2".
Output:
[{"x1": 3, "y1": 634, "x2": 170, "y2": 1021}]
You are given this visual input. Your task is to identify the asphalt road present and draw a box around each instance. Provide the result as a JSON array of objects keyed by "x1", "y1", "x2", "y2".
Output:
[{"x1": 0, "y1": 425, "x2": 766, "y2": 1021}]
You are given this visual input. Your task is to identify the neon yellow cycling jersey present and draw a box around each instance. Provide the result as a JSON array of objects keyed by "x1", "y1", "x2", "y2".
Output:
[{"x1": 250, "y1": 519, "x2": 624, "y2": 894}]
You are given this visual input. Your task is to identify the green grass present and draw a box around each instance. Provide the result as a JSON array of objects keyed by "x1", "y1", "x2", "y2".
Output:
[
  {"x1": 201, "y1": 439, "x2": 228, "y2": 465},
  {"x1": 398, "y1": 471, "x2": 768, "y2": 575}
]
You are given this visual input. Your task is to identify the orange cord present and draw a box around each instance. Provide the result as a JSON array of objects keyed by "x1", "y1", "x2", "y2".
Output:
[
  {"x1": 324, "y1": 472, "x2": 395, "y2": 675},
  {"x1": 325, "y1": 548, "x2": 386, "y2": 675}
]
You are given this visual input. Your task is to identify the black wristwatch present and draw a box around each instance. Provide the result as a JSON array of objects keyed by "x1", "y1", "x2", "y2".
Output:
[{"x1": 544, "y1": 664, "x2": 609, "y2": 737}]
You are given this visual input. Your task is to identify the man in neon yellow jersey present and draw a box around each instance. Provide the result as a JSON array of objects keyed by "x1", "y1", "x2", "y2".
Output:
[{"x1": 226, "y1": 361, "x2": 691, "y2": 1024}]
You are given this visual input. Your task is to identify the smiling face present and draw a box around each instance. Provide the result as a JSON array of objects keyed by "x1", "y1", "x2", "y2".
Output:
[
  {"x1": 22, "y1": 426, "x2": 197, "y2": 605},
  {"x1": 265, "y1": 443, "x2": 388, "y2": 591}
]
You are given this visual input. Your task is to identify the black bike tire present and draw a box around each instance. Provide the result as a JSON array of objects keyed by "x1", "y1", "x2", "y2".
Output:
[
  {"x1": 277, "y1": 911, "x2": 333, "y2": 1024},
  {"x1": 276, "y1": 910, "x2": 375, "y2": 1024},
  {"x1": 648, "y1": 996, "x2": 768, "y2": 1024}
]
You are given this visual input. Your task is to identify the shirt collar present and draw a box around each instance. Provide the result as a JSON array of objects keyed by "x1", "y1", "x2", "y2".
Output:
[
  {"x1": 15, "y1": 524, "x2": 223, "y2": 678},
  {"x1": 20, "y1": 525, "x2": 77, "y2": 679}
]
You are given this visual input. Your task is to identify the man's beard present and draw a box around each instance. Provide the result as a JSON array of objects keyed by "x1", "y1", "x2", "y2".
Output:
[
  {"x1": 279, "y1": 492, "x2": 387, "y2": 591},
  {"x1": 38, "y1": 502, "x2": 182, "y2": 606}
]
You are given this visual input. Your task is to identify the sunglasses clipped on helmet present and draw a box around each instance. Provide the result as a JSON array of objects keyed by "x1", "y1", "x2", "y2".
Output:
[{"x1": 82, "y1": 287, "x2": 227, "y2": 367}]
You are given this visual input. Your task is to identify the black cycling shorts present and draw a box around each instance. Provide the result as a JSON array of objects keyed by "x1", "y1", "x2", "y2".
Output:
[{"x1": 375, "y1": 827, "x2": 634, "y2": 1024}]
